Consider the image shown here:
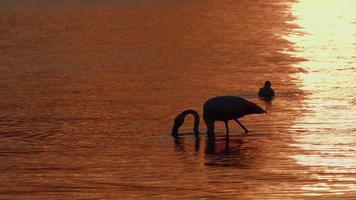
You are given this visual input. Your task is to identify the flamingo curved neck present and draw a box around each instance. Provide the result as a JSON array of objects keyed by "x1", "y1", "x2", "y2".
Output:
[
  {"x1": 182, "y1": 109, "x2": 200, "y2": 134},
  {"x1": 172, "y1": 109, "x2": 200, "y2": 138}
]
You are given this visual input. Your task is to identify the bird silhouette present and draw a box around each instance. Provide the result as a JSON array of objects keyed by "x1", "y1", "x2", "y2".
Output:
[
  {"x1": 172, "y1": 96, "x2": 266, "y2": 139},
  {"x1": 258, "y1": 80, "x2": 275, "y2": 101}
]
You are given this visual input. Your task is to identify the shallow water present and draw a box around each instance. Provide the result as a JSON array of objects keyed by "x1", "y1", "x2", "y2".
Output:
[{"x1": 0, "y1": 0, "x2": 355, "y2": 199}]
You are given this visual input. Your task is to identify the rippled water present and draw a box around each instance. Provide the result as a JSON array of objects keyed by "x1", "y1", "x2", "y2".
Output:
[{"x1": 0, "y1": 0, "x2": 355, "y2": 199}]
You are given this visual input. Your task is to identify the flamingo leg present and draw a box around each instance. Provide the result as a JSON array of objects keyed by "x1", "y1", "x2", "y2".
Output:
[
  {"x1": 234, "y1": 119, "x2": 249, "y2": 134},
  {"x1": 206, "y1": 119, "x2": 215, "y2": 139},
  {"x1": 224, "y1": 121, "x2": 229, "y2": 137}
]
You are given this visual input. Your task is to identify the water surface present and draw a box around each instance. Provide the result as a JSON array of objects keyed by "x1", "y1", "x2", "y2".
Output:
[{"x1": 0, "y1": 0, "x2": 355, "y2": 199}]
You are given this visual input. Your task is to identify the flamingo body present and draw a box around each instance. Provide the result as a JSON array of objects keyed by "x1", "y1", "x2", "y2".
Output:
[
  {"x1": 203, "y1": 96, "x2": 262, "y2": 121},
  {"x1": 172, "y1": 96, "x2": 266, "y2": 139}
]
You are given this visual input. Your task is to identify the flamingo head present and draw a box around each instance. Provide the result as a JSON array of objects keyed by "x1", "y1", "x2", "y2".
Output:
[
  {"x1": 247, "y1": 101, "x2": 266, "y2": 114},
  {"x1": 172, "y1": 115, "x2": 184, "y2": 137}
]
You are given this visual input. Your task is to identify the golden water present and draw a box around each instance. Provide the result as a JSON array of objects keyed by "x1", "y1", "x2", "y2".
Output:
[{"x1": 0, "y1": 0, "x2": 354, "y2": 199}]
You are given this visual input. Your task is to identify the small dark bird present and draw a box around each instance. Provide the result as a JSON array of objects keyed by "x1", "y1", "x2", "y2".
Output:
[
  {"x1": 258, "y1": 80, "x2": 275, "y2": 100},
  {"x1": 172, "y1": 96, "x2": 266, "y2": 139}
]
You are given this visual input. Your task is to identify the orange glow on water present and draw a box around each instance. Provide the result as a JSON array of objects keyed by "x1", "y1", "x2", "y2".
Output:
[{"x1": 0, "y1": 1, "x2": 355, "y2": 199}]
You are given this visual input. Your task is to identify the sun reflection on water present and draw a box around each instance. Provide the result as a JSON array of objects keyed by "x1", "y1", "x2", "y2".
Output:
[{"x1": 286, "y1": 0, "x2": 356, "y2": 196}]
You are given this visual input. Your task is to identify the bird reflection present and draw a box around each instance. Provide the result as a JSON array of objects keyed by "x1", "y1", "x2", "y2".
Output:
[
  {"x1": 174, "y1": 135, "x2": 200, "y2": 152},
  {"x1": 173, "y1": 134, "x2": 258, "y2": 168},
  {"x1": 205, "y1": 136, "x2": 256, "y2": 168},
  {"x1": 205, "y1": 136, "x2": 243, "y2": 154},
  {"x1": 259, "y1": 98, "x2": 273, "y2": 113}
]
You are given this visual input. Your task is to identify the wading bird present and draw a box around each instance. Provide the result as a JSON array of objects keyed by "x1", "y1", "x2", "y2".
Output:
[{"x1": 172, "y1": 96, "x2": 266, "y2": 139}]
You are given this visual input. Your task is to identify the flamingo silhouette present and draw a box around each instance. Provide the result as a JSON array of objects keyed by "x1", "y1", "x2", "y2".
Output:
[{"x1": 172, "y1": 96, "x2": 266, "y2": 139}]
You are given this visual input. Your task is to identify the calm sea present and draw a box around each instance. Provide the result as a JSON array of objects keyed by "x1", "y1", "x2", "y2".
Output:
[{"x1": 0, "y1": 0, "x2": 355, "y2": 199}]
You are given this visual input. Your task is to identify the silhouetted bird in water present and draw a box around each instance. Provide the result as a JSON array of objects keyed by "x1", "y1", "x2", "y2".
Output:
[
  {"x1": 258, "y1": 80, "x2": 275, "y2": 101},
  {"x1": 172, "y1": 96, "x2": 266, "y2": 139}
]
